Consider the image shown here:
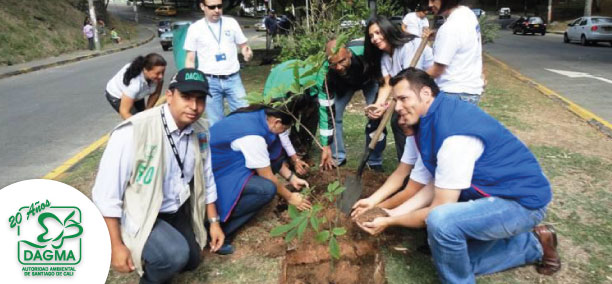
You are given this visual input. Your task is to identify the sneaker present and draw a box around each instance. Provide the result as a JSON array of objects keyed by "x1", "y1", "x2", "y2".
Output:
[
  {"x1": 335, "y1": 159, "x2": 347, "y2": 167},
  {"x1": 215, "y1": 243, "x2": 235, "y2": 255}
]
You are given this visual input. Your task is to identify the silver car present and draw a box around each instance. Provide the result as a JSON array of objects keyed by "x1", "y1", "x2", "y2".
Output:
[{"x1": 564, "y1": 16, "x2": 612, "y2": 46}]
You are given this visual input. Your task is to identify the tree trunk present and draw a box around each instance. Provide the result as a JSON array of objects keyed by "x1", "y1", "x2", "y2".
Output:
[{"x1": 584, "y1": 0, "x2": 592, "y2": 16}]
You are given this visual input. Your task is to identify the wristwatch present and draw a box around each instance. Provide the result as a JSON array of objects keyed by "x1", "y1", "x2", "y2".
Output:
[{"x1": 208, "y1": 217, "x2": 220, "y2": 223}]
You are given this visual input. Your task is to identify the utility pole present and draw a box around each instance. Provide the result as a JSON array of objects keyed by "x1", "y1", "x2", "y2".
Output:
[
  {"x1": 368, "y1": 0, "x2": 376, "y2": 18},
  {"x1": 133, "y1": 1, "x2": 139, "y2": 24},
  {"x1": 87, "y1": 0, "x2": 101, "y2": 51},
  {"x1": 547, "y1": 0, "x2": 552, "y2": 23},
  {"x1": 584, "y1": 0, "x2": 592, "y2": 16}
]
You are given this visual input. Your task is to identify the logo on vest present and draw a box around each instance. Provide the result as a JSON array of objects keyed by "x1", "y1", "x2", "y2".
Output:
[
  {"x1": 8, "y1": 200, "x2": 83, "y2": 277},
  {"x1": 185, "y1": 72, "x2": 205, "y2": 82}
]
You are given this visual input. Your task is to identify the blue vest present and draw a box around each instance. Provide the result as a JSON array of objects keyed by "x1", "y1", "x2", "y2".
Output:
[
  {"x1": 416, "y1": 94, "x2": 551, "y2": 209},
  {"x1": 210, "y1": 110, "x2": 283, "y2": 221}
]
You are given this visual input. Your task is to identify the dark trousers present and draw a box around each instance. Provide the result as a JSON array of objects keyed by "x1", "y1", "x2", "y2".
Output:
[
  {"x1": 220, "y1": 156, "x2": 284, "y2": 241},
  {"x1": 105, "y1": 91, "x2": 145, "y2": 115},
  {"x1": 288, "y1": 95, "x2": 319, "y2": 157},
  {"x1": 140, "y1": 203, "x2": 201, "y2": 284},
  {"x1": 88, "y1": 37, "x2": 94, "y2": 50}
]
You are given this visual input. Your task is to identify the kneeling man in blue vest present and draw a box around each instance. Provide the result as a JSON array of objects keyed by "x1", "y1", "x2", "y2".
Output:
[{"x1": 351, "y1": 68, "x2": 561, "y2": 283}]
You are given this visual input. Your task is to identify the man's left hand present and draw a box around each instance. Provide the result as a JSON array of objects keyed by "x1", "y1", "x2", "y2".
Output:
[
  {"x1": 357, "y1": 217, "x2": 390, "y2": 235},
  {"x1": 208, "y1": 222, "x2": 225, "y2": 253},
  {"x1": 242, "y1": 46, "x2": 253, "y2": 62},
  {"x1": 319, "y1": 146, "x2": 334, "y2": 171}
]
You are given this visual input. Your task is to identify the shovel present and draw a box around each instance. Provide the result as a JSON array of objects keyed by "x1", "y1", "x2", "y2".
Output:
[{"x1": 338, "y1": 36, "x2": 431, "y2": 215}]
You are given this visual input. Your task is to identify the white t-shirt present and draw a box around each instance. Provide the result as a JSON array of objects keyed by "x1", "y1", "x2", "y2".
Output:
[
  {"x1": 409, "y1": 135, "x2": 484, "y2": 189},
  {"x1": 381, "y1": 38, "x2": 434, "y2": 77},
  {"x1": 279, "y1": 130, "x2": 296, "y2": 157},
  {"x1": 433, "y1": 6, "x2": 484, "y2": 95},
  {"x1": 184, "y1": 16, "x2": 248, "y2": 75},
  {"x1": 400, "y1": 136, "x2": 418, "y2": 165},
  {"x1": 105, "y1": 63, "x2": 158, "y2": 100},
  {"x1": 402, "y1": 12, "x2": 429, "y2": 37},
  {"x1": 231, "y1": 135, "x2": 271, "y2": 169}
]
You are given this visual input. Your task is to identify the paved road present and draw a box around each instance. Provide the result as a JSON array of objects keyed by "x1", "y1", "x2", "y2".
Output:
[
  {"x1": 0, "y1": 4, "x2": 266, "y2": 188},
  {"x1": 485, "y1": 29, "x2": 612, "y2": 122}
]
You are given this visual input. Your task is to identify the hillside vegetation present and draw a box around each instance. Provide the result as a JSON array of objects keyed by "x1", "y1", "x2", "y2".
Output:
[{"x1": 0, "y1": 0, "x2": 135, "y2": 66}]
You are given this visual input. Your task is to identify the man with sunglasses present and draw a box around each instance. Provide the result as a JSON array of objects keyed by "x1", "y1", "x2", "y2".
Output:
[{"x1": 184, "y1": 0, "x2": 253, "y2": 126}]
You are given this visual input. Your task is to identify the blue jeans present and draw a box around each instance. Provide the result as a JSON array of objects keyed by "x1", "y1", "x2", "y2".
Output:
[
  {"x1": 445, "y1": 92, "x2": 481, "y2": 105},
  {"x1": 205, "y1": 73, "x2": 248, "y2": 126},
  {"x1": 221, "y1": 175, "x2": 276, "y2": 239},
  {"x1": 426, "y1": 197, "x2": 545, "y2": 284},
  {"x1": 331, "y1": 81, "x2": 384, "y2": 166},
  {"x1": 141, "y1": 204, "x2": 201, "y2": 284}
]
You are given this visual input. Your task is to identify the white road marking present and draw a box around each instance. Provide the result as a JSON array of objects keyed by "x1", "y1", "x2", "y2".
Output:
[{"x1": 546, "y1": 68, "x2": 612, "y2": 84}]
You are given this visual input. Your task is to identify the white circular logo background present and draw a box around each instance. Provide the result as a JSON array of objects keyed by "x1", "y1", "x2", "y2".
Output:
[{"x1": 0, "y1": 179, "x2": 111, "y2": 283}]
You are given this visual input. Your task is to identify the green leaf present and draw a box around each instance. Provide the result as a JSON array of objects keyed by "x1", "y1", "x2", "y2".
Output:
[
  {"x1": 270, "y1": 223, "x2": 293, "y2": 237},
  {"x1": 332, "y1": 227, "x2": 347, "y2": 236},
  {"x1": 288, "y1": 205, "x2": 299, "y2": 219},
  {"x1": 333, "y1": 186, "x2": 346, "y2": 196},
  {"x1": 297, "y1": 218, "x2": 308, "y2": 239},
  {"x1": 327, "y1": 181, "x2": 339, "y2": 193},
  {"x1": 301, "y1": 80, "x2": 317, "y2": 91},
  {"x1": 311, "y1": 203, "x2": 323, "y2": 213},
  {"x1": 310, "y1": 214, "x2": 320, "y2": 231},
  {"x1": 285, "y1": 228, "x2": 298, "y2": 243},
  {"x1": 329, "y1": 236, "x2": 340, "y2": 259},
  {"x1": 315, "y1": 230, "x2": 330, "y2": 243}
]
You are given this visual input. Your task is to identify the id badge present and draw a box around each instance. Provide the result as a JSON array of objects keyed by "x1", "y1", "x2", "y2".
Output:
[
  {"x1": 215, "y1": 53, "x2": 227, "y2": 62},
  {"x1": 179, "y1": 182, "x2": 191, "y2": 205}
]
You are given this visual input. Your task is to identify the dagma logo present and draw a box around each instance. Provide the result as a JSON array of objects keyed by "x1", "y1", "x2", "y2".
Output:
[{"x1": 9, "y1": 201, "x2": 83, "y2": 266}]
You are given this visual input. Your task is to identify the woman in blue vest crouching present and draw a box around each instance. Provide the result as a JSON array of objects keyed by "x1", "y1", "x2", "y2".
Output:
[{"x1": 209, "y1": 103, "x2": 311, "y2": 254}]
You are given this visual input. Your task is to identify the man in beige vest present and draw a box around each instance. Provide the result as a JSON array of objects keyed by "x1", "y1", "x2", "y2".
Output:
[{"x1": 92, "y1": 68, "x2": 224, "y2": 283}]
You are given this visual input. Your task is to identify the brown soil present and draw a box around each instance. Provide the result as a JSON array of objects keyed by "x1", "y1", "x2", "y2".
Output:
[{"x1": 354, "y1": 207, "x2": 389, "y2": 225}]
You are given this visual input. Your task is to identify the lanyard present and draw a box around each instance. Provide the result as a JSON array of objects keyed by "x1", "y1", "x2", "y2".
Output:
[
  {"x1": 206, "y1": 18, "x2": 223, "y2": 49},
  {"x1": 161, "y1": 107, "x2": 190, "y2": 179}
]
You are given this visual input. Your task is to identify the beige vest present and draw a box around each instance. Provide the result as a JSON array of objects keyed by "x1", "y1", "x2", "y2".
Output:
[{"x1": 116, "y1": 105, "x2": 209, "y2": 275}]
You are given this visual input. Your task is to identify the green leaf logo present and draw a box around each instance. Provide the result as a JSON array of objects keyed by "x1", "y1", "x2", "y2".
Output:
[{"x1": 34, "y1": 211, "x2": 83, "y2": 249}]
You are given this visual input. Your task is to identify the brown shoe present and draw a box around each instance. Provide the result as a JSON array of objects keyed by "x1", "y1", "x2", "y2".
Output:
[{"x1": 533, "y1": 224, "x2": 561, "y2": 275}]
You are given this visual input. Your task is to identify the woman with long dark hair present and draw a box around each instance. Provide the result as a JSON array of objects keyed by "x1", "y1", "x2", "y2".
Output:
[
  {"x1": 105, "y1": 53, "x2": 167, "y2": 119},
  {"x1": 363, "y1": 15, "x2": 433, "y2": 161},
  {"x1": 209, "y1": 102, "x2": 311, "y2": 254}
]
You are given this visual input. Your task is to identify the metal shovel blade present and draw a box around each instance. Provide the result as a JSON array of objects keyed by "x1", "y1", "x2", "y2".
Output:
[{"x1": 339, "y1": 175, "x2": 363, "y2": 214}]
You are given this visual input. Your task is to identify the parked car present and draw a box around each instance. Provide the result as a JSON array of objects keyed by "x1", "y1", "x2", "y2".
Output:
[
  {"x1": 471, "y1": 8, "x2": 486, "y2": 19},
  {"x1": 564, "y1": 16, "x2": 612, "y2": 46},
  {"x1": 157, "y1": 20, "x2": 171, "y2": 37},
  {"x1": 513, "y1": 16, "x2": 546, "y2": 35},
  {"x1": 160, "y1": 21, "x2": 191, "y2": 51},
  {"x1": 155, "y1": 5, "x2": 177, "y2": 17},
  {"x1": 499, "y1": 7, "x2": 511, "y2": 19},
  {"x1": 254, "y1": 18, "x2": 266, "y2": 31}
]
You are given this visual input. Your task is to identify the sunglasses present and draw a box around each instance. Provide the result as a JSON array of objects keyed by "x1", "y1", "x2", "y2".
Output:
[{"x1": 206, "y1": 4, "x2": 223, "y2": 10}]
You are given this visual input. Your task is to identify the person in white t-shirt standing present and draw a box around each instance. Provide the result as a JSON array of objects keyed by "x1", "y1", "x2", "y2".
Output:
[
  {"x1": 184, "y1": 0, "x2": 253, "y2": 125},
  {"x1": 402, "y1": 4, "x2": 430, "y2": 37},
  {"x1": 425, "y1": 0, "x2": 484, "y2": 104}
]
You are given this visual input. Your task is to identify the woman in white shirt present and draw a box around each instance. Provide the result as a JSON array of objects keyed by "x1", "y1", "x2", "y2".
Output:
[
  {"x1": 364, "y1": 15, "x2": 433, "y2": 160},
  {"x1": 105, "y1": 53, "x2": 167, "y2": 119}
]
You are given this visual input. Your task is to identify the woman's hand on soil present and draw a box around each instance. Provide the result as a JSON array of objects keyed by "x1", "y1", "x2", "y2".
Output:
[
  {"x1": 358, "y1": 217, "x2": 390, "y2": 235},
  {"x1": 319, "y1": 146, "x2": 334, "y2": 171},
  {"x1": 292, "y1": 156, "x2": 309, "y2": 175},
  {"x1": 288, "y1": 192, "x2": 312, "y2": 211},
  {"x1": 290, "y1": 176, "x2": 309, "y2": 190},
  {"x1": 208, "y1": 222, "x2": 225, "y2": 253},
  {"x1": 350, "y1": 198, "x2": 376, "y2": 220}
]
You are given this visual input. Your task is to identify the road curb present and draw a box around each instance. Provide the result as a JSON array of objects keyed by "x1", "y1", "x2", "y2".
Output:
[
  {"x1": 485, "y1": 53, "x2": 612, "y2": 138},
  {"x1": 0, "y1": 28, "x2": 156, "y2": 80}
]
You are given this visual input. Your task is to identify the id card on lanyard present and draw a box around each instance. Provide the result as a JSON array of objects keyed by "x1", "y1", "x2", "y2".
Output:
[
  {"x1": 161, "y1": 107, "x2": 191, "y2": 205},
  {"x1": 206, "y1": 18, "x2": 226, "y2": 62}
]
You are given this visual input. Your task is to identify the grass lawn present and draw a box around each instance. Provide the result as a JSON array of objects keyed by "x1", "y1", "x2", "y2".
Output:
[{"x1": 57, "y1": 54, "x2": 612, "y2": 283}]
